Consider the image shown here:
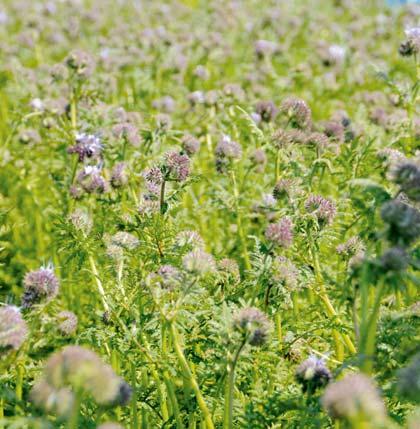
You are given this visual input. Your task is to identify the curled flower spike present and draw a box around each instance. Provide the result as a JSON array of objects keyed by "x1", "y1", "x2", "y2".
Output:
[
  {"x1": 265, "y1": 217, "x2": 293, "y2": 248},
  {"x1": 322, "y1": 373, "x2": 386, "y2": 423},
  {"x1": 233, "y1": 307, "x2": 271, "y2": 346},
  {"x1": 22, "y1": 266, "x2": 59, "y2": 309},
  {"x1": 305, "y1": 194, "x2": 337, "y2": 226},
  {"x1": 280, "y1": 97, "x2": 312, "y2": 129},
  {"x1": 0, "y1": 306, "x2": 28, "y2": 354},
  {"x1": 57, "y1": 311, "x2": 78, "y2": 336},
  {"x1": 295, "y1": 355, "x2": 332, "y2": 393},
  {"x1": 76, "y1": 165, "x2": 108, "y2": 194},
  {"x1": 68, "y1": 208, "x2": 93, "y2": 235}
]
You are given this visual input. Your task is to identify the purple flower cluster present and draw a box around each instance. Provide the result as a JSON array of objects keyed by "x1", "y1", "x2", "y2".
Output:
[
  {"x1": 305, "y1": 194, "x2": 337, "y2": 226},
  {"x1": 265, "y1": 217, "x2": 293, "y2": 248}
]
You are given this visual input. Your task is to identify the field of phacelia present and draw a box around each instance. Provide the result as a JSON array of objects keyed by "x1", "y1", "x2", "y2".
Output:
[{"x1": 0, "y1": 0, "x2": 419, "y2": 428}]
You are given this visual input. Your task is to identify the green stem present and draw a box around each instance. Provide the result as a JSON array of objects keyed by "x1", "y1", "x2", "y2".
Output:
[
  {"x1": 223, "y1": 341, "x2": 246, "y2": 429},
  {"x1": 67, "y1": 391, "x2": 82, "y2": 429},
  {"x1": 130, "y1": 362, "x2": 139, "y2": 429},
  {"x1": 170, "y1": 323, "x2": 214, "y2": 429},
  {"x1": 275, "y1": 313, "x2": 282, "y2": 352},
  {"x1": 160, "y1": 180, "x2": 166, "y2": 214},
  {"x1": 361, "y1": 280, "x2": 386, "y2": 374},
  {"x1": 88, "y1": 255, "x2": 110, "y2": 312},
  {"x1": 311, "y1": 249, "x2": 356, "y2": 357}
]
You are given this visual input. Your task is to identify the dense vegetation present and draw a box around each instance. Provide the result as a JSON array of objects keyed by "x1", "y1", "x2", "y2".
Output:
[{"x1": 0, "y1": 0, "x2": 419, "y2": 428}]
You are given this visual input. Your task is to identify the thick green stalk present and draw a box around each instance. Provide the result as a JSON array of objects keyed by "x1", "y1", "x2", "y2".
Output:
[
  {"x1": 312, "y1": 250, "x2": 356, "y2": 357},
  {"x1": 223, "y1": 341, "x2": 246, "y2": 429},
  {"x1": 170, "y1": 323, "x2": 214, "y2": 429},
  {"x1": 361, "y1": 280, "x2": 386, "y2": 374},
  {"x1": 130, "y1": 362, "x2": 139, "y2": 429}
]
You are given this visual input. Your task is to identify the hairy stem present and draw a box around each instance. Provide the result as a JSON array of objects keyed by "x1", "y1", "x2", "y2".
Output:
[{"x1": 170, "y1": 323, "x2": 214, "y2": 429}]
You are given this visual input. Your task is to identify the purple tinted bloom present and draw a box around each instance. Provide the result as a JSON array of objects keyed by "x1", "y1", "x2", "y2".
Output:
[
  {"x1": 265, "y1": 217, "x2": 293, "y2": 248},
  {"x1": 296, "y1": 355, "x2": 332, "y2": 392},
  {"x1": 164, "y1": 151, "x2": 190, "y2": 182},
  {"x1": 68, "y1": 133, "x2": 102, "y2": 162},
  {"x1": 255, "y1": 100, "x2": 278, "y2": 123},
  {"x1": 233, "y1": 307, "x2": 271, "y2": 346},
  {"x1": 305, "y1": 195, "x2": 337, "y2": 226},
  {"x1": 22, "y1": 266, "x2": 59, "y2": 308},
  {"x1": 215, "y1": 135, "x2": 242, "y2": 172},
  {"x1": 77, "y1": 165, "x2": 108, "y2": 194},
  {"x1": 57, "y1": 311, "x2": 78, "y2": 336},
  {"x1": 110, "y1": 162, "x2": 128, "y2": 188},
  {"x1": 0, "y1": 306, "x2": 28, "y2": 353},
  {"x1": 181, "y1": 134, "x2": 201, "y2": 156}
]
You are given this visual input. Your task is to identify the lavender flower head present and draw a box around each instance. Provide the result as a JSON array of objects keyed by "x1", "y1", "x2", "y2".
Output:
[
  {"x1": 305, "y1": 195, "x2": 337, "y2": 226},
  {"x1": 295, "y1": 355, "x2": 332, "y2": 393},
  {"x1": 215, "y1": 135, "x2": 242, "y2": 159},
  {"x1": 280, "y1": 97, "x2": 312, "y2": 129},
  {"x1": 265, "y1": 217, "x2": 293, "y2": 248},
  {"x1": 112, "y1": 123, "x2": 141, "y2": 147},
  {"x1": 68, "y1": 133, "x2": 102, "y2": 162},
  {"x1": 215, "y1": 135, "x2": 242, "y2": 172},
  {"x1": 233, "y1": 307, "x2": 271, "y2": 346},
  {"x1": 336, "y1": 236, "x2": 365, "y2": 258},
  {"x1": 380, "y1": 200, "x2": 420, "y2": 245},
  {"x1": 271, "y1": 256, "x2": 299, "y2": 290},
  {"x1": 110, "y1": 162, "x2": 129, "y2": 188},
  {"x1": 399, "y1": 27, "x2": 420, "y2": 56},
  {"x1": 163, "y1": 151, "x2": 190, "y2": 182},
  {"x1": 322, "y1": 373, "x2": 386, "y2": 423},
  {"x1": 181, "y1": 134, "x2": 201, "y2": 156},
  {"x1": 57, "y1": 311, "x2": 78, "y2": 336},
  {"x1": 380, "y1": 247, "x2": 409, "y2": 272},
  {"x1": 255, "y1": 100, "x2": 278, "y2": 123},
  {"x1": 156, "y1": 265, "x2": 183, "y2": 290},
  {"x1": 68, "y1": 208, "x2": 93, "y2": 235},
  {"x1": 254, "y1": 39, "x2": 278, "y2": 58},
  {"x1": 76, "y1": 165, "x2": 108, "y2": 194},
  {"x1": 182, "y1": 249, "x2": 216, "y2": 275},
  {"x1": 0, "y1": 306, "x2": 28, "y2": 353},
  {"x1": 31, "y1": 345, "x2": 131, "y2": 410},
  {"x1": 22, "y1": 265, "x2": 59, "y2": 309},
  {"x1": 97, "y1": 424, "x2": 124, "y2": 429}
]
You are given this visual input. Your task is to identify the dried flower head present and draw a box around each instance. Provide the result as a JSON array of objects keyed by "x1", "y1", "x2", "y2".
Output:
[
  {"x1": 217, "y1": 258, "x2": 241, "y2": 286},
  {"x1": 322, "y1": 373, "x2": 386, "y2": 422},
  {"x1": 305, "y1": 194, "x2": 337, "y2": 226},
  {"x1": 265, "y1": 217, "x2": 294, "y2": 248},
  {"x1": 22, "y1": 266, "x2": 59, "y2": 309},
  {"x1": 295, "y1": 355, "x2": 332, "y2": 393},
  {"x1": 57, "y1": 311, "x2": 78, "y2": 336},
  {"x1": 273, "y1": 178, "x2": 299, "y2": 201},
  {"x1": 0, "y1": 306, "x2": 28, "y2": 353},
  {"x1": 233, "y1": 307, "x2": 271, "y2": 346}
]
